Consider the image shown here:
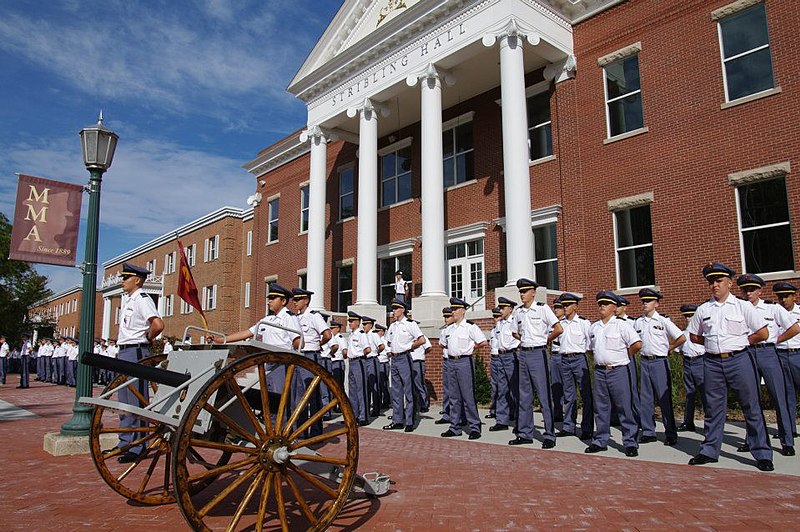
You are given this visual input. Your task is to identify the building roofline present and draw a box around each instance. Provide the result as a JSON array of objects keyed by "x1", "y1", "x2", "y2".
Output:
[
  {"x1": 32, "y1": 285, "x2": 84, "y2": 307},
  {"x1": 242, "y1": 130, "x2": 310, "y2": 178}
]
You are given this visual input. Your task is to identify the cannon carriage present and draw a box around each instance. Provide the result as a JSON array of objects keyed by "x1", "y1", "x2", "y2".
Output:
[{"x1": 79, "y1": 325, "x2": 389, "y2": 531}]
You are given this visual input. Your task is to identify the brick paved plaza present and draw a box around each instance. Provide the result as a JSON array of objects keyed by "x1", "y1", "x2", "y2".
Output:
[{"x1": 2, "y1": 374, "x2": 799, "y2": 531}]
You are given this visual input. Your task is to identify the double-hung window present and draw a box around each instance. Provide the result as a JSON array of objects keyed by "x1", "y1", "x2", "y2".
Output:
[
  {"x1": 737, "y1": 177, "x2": 794, "y2": 274},
  {"x1": 379, "y1": 254, "x2": 412, "y2": 309},
  {"x1": 447, "y1": 239, "x2": 484, "y2": 306},
  {"x1": 300, "y1": 185, "x2": 309, "y2": 233},
  {"x1": 204, "y1": 236, "x2": 219, "y2": 262},
  {"x1": 202, "y1": 285, "x2": 217, "y2": 311},
  {"x1": 614, "y1": 204, "x2": 655, "y2": 288},
  {"x1": 443, "y1": 115, "x2": 474, "y2": 187},
  {"x1": 164, "y1": 252, "x2": 176, "y2": 274},
  {"x1": 380, "y1": 141, "x2": 412, "y2": 207},
  {"x1": 533, "y1": 223, "x2": 558, "y2": 289},
  {"x1": 267, "y1": 197, "x2": 279, "y2": 243},
  {"x1": 527, "y1": 89, "x2": 553, "y2": 161},
  {"x1": 717, "y1": 2, "x2": 774, "y2": 102},
  {"x1": 339, "y1": 166, "x2": 355, "y2": 220},
  {"x1": 337, "y1": 265, "x2": 353, "y2": 312},
  {"x1": 604, "y1": 54, "x2": 644, "y2": 137}
]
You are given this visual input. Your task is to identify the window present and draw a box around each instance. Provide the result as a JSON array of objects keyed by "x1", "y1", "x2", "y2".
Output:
[
  {"x1": 185, "y1": 243, "x2": 196, "y2": 267},
  {"x1": 443, "y1": 121, "x2": 474, "y2": 187},
  {"x1": 298, "y1": 273, "x2": 307, "y2": 290},
  {"x1": 380, "y1": 254, "x2": 412, "y2": 309},
  {"x1": 180, "y1": 299, "x2": 194, "y2": 315},
  {"x1": 300, "y1": 185, "x2": 309, "y2": 233},
  {"x1": 246, "y1": 231, "x2": 252, "y2": 256},
  {"x1": 614, "y1": 205, "x2": 655, "y2": 288},
  {"x1": 447, "y1": 239, "x2": 484, "y2": 306},
  {"x1": 718, "y1": 3, "x2": 774, "y2": 102},
  {"x1": 244, "y1": 282, "x2": 251, "y2": 308},
  {"x1": 72, "y1": 298, "x2": 77, "y2": 312},
  {"x1": 164, "y1": 295, "x2": 174, "y2": 317},
  {"x1": 146, "y1": 259, "x2": 156, "y2": 277},
  {"x1": 204, "y1": 235, "x2": 219, "y2": 262},
  {"x1": 202, "y1": 285, "x2": 217, "y2": 311},
  {"x1": 528, "y1": 90, "x2": 552, "y2": 160},
  {"x1": 604, "y1": 55, "x2": 644, "y2": 137},
  {"x1": 164, "y1": 251, "x2": 176, "y2": 274},
  {"x1": 737, "y1": 177, "x2": 794, "y2": 274},
  {"x1": 533, "y1": 224, "x2": 558, "y2": 289},
  {"x1": 337, "y1": 265, "x2": 353, "y2": 312},
  {"x1": 268, "y1": 197, "x2": 279, "y2": 243},
  {"x1": 339, "y1": 166, "x2": 355, "y2": 220},
  {"x1": 380, "y1": 146, "x2": 412, "y2": 207}
]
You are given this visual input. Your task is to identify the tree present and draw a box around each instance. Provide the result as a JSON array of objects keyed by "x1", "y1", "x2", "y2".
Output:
[{"x1": 0, "y1": 212, "x2": 53, "y2": 344}]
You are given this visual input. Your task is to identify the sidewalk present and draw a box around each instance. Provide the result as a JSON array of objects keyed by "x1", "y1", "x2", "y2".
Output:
[{"x1": 1, "y1": 374, "x2": 799, "y2": 530}]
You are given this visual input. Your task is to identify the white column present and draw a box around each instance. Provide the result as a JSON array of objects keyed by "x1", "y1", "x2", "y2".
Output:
[
  {"x1": 484, "y1": 20, "x2": 539, "y2": 286},
  {"x1": 300, "y1": 126, "x2": 328, "y2": 310},
  {"x1": 349, "y1": 99, "x2": 379, "y2": 305},
  {"x1": 101, "y1": 296, "x2": 111, "y2": 339}
]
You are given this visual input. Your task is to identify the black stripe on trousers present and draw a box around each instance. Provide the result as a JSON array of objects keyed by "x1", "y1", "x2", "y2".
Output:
[
  {"x1": 662, "y1": 358, "x2": 674, "y2": 411},
  {"x1": 624, "y1": 363, "x2": 636, "y2": 415},
  {"x1": 541, "y1": 350, "x2": 554, "y2": 416},
  {"x1": 358, "y1": 358, "x2": 369, "y2": 418}
]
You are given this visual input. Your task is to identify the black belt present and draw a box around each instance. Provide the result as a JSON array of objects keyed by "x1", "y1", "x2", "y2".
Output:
[
  {"x1": 498, "y1": 349, "x2": 516, "y2": 355},
  {"x1": 595, "y1": 364, "x2": 627, "y2": 371},
  {"x1": 705, "y1": 347, "x2": 749, "y2": 359},
  {"x1": 449, "y1": 354, "x2": 472, "y2": 360},
  {"x1": 520, "y1": 345, "x2": 546, "y2": 350},
  {"x1": 777, "y1": 348, "x2": 800, "y2": 353},
  {"x1": 683, "y1": 355, "x2": 703, "y2": 360},
  {"x1": 640, "y1": 354, "x2": 667, "y2": 360},
  {"x1": 118, "y1": 342, "x2": 150, "y2": 349},
  {"x1": 753, "y1": 342, "x2": 776, "y2": 348},
  {"x1": 561, "y1": 352, "x2": 585, "y2": 357}
]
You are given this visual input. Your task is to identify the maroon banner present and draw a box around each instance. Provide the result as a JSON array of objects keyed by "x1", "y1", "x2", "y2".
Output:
[{"x1": 9, "y1": 174, "x2": 84, "y2": 267}]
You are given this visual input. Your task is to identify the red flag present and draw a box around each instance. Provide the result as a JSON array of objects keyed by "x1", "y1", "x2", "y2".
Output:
[{"x1": 176, "y1": 240, "x2": 208, "y2": 329}]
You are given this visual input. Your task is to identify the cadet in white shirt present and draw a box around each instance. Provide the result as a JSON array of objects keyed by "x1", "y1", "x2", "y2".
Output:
[
  {"x1": 487, "y1": 307, "x2": 502, "y2": 421},
  {"x1": 384, "y1": 299, "x2": 424, "y2": 431},
  {"x1": 327, "y1": 321, "x2": 346, "y2": 393},
  {"x1": 774, "y1": 281, "x2": 800, "y2": 439},
  {"x1": 343, "y1": 311, "x2": 370, "y2": 426},
  {"x1": 555, "y1": 293, "x2": 593, "y2": 440},
  {"x1": 488, "y1": 297, "x2": 520, "y2": 432},
  {"x1": 677, "y1": 304, "x2": 706, "y2": 432},
  {"x1": 375, "y1": 324, "x2": 391, "y2": 413},
  {"x1": 634, "y1": 288, "x2": 685, "y2": 446},
  {"x1": 0, "y1": 335, "x2": 8, "y2": 385},
  {"x1": 410, "y1": 325, "x2": 431, "y2": 415},
  {"x1": 361, "y1": 316, "x2": 383, "y2": 418},
  {"x1": 435, "y1": 307, "x2": 458, "y2": 426}
]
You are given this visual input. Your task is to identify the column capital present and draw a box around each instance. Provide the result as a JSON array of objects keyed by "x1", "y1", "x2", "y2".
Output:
[
  {"x1": 299, "y1": 124, "x2": 332, "y2": 143},
  {"x1": 346, "y1": 97, "x2": 390, "y2": 119},
  {"x1": 405, "y1": 63, "x2": 456, "y2": 88},
  {"x1": 543, "y1": 54, "x2": 577, "y2": 83},
  {"x1": 481, "y1": 17, "x2": 540, "y2": 48}
]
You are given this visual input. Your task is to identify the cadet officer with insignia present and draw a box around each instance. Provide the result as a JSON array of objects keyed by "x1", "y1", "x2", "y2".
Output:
[
  {"x1": 384, "y1": 299, "x2": 424, "y2": 431},
  {"x1": 509, "y1": 278, "x2": 562, "y2": 448},
  {"x1": 687, "y1": 262, "x2": 773, "y2": 471},
  {"x1": 343, "y1": 311, "x2": 371, "y2": 426},
  {"x1": 774, "y1": 281, "x2": 800, "y2": 436},
  {"x1": 585, "y1": 291, "x2": 641, "y2": 457},
  {"x1": 435, "y1": 307, "x2": 457, "y2": 425},
  {"x1": 361, "y1": 316, "x2": 383, "y2": 417},
  {"x1": 487, "y1": 307, "x2": 503, "y2": 420},
  {"x1": 328, "y1": 321, "x2": 346, "y2": 393},
  {"x1": 550, "y1": 296, "x2": 565, "y2": 424},
  {"x1": 410, "y1": 323, "x2": 431, "y2": 414},
  {"x1": 555, "y1": 292, "x2": 593, "y2": 440},
  {"x1": 440, "y1": 296, "x2": 486, "y2": 440},
  {"x1": 114, "y1": 262, "x2": 165, "y2": 462},
  {"x1": 737, "y1": 273, "x2": 798, "y2": 455},
  {"x1": 634, "y1": 288, "x2": 684, "y2": 446},
  {"x1": 490, "y1": 297, "x2": 520, "y2": 432},
  {"x1": 375, "y1": 324, "x2": 391, "y2": 411},
  {"x1": 677, "y1": 304, "x2": 707, "y2": 432}
]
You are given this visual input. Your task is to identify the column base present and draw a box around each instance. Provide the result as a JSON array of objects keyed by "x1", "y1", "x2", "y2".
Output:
[
  {"x1": 408, "y1": 294, "x2": 451, "y2": 328},
  {"x1": 43, "y1": 431, "x2": 116, "y2": 456},
  {"x1": 348, "y1": 303, "x2": 388, "y2": 327}
]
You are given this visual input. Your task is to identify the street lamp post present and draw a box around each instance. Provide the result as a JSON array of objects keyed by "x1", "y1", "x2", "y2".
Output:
[{"x1": 61, "y1": 112, "x2": 118, "y2": 436}]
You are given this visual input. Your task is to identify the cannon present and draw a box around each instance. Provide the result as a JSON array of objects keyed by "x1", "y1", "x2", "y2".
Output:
[{"x1": 79, "y1": 325, "x2": 389, "y2": 531}]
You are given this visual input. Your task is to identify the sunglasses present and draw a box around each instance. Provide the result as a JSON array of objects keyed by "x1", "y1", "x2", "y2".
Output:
[
  {"x1": 267, "y1": 295, "x2": 281, "y2": 300},
  {"x1": 347, "y1": 318, "x2": 359, "y2": 322}
]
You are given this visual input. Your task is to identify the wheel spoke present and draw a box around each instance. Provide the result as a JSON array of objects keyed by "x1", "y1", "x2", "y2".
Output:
[
  {"x1": 226, "y1": 470, "x2": 264, "y2": 532},
  {"x1": 116, "y1": 435, "x2": 164, "y2": 482},
  {"x1": 274, "y1": 364, "x2": 296, "y2": 434},
  {"x1": 99, "y1": 426, "x2": 156, "y2": 434},
  {"x1": 188, "y1": 456, "x2": 258, "y2": 485},
  {"x1": 126, "y1": 382, "x2": 149, "y2": 407},
  {"x1": 291, "y1": 453, "x2": 348, "y2": 466},
  {"x1": 202, "y1": 403, "x2": 259, "y2": 446},
  {"x1": 188, "y1": 437, "x2": 257, "y2": 455},
  {"x1": 282, "y1": 375, "x2": 322, "y2": 437},
  {"x1": 198, "y1": 463, "x2": 260, "y2": 518},
  {"x1": 287, "y1": 400, "x2": 338, "y2": 442},
  {"x1": 274, "y1": 473, "x2": 289, "y2": 532},
  {"x1": 255, "y1": 471, "x2": 275, "y2": 530},
  {"x1": 225, "y1": 375, "x2": 267, "y2": 441},
  {"x1": 137, "y1": 447, "x2": 163, "y2": 495},
  {"x1": 292, "y1": 426, "x2": 349, "y2": 450},
  {"x1": 286, "y1": 462, "x2": 338, "y2": 499},
  {"x1": 106, "y1": 430, "x2": 161, "y2": 463},
  {"x1": 162, "y1": 446, "x2": 171, "y2": 496},
  {"x1": 258, "y1": 364, "x2": 274, "y2": 435},
  {"x1": 285, "y1": 470, "x2": 319, "y2": 526}
]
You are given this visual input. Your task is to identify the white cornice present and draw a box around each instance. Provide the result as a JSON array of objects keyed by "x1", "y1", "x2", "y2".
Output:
[{"x1": 243, "y1": 135, "x2": 311, "y2": 178}]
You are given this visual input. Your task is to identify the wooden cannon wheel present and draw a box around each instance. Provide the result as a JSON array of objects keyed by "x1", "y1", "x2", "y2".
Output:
[
  {"x1": 88, "y1": 353, "x2": 230, "y2": 505},
  {"x1": 172, "y1": 351, "x2": 359, "y2": 531}
]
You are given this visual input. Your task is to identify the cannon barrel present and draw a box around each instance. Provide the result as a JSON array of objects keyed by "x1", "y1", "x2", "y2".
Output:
[{"x1": 81, "y1": 351, "x2": 191, "y2": 388}]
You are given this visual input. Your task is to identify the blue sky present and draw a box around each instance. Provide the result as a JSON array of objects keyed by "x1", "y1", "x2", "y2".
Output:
[{"x1": 0, "y1": 0, "x2": 341, "y2": 294}]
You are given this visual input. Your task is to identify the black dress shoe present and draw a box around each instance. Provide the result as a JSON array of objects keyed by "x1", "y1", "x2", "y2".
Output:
[
  {"x1": 357, "y1": 420, "x2": 370, "y2": 427},
  {"x1": 441, "y1": 429, "x2": 460, "y2": 437},
  {"x1": 489, "y1": 424, "x2": 509, "y2": 432},
  {"x1": 468, "y1": 431, "x2": 481, "y2": 440},
  {"x1": 555, "y1": 430, "x2": 575, "y2": 438},
  {"x1": 737, "y1": 443, "x2": 750, "y2": 453},
  {"x1": 434, "y1": 418, "x2": 450, "y2": 425},
  {"x1": 101, "y1": 448, "x2": 117, "y2": 455},
  {"x1": 541, "y1": 439, "x2": 556, "y2": 449},
  {"x1": 624, "y1": 446, "x2": 638, "y2": 457},
  {"x1": 688, "y1": 453, "x2": 718, "y2": 465},
  {"x1": 117, "y1": 451, "x2": 141, "y2": 463},
  {"x1": 664, "y1": 437, "x2": 677, "y2": 446},
  {"x1": 639, "y1": 435, "x2": 657, "y2": 444},
  {"x1": 419, "y1": 407, "x2": 429, "y2": 413},
  {"x1": 404, "y1": 425, "x2": 414, "y2": 433},
  {"x1": 484, "y1": 413, "x2": 496, "y2": 419},
  {"x1": 772, "y1": 433, "x2": 780, "y2": 439},
  {"x1": 382, "y1": 423, "x2": 404, "y2": 430},
  {"x1": 579, "y1": 431, "x2": 592, "y2": 440},
  {"x1": 508, "y1": 437, "x2": 533, "y2": 446},
  {"x1": 756, "y1": 459, "x2": 775, "y2": 471},
  {"x1": 584, "y1": 444, "x2": 607, "y2": 453},
  {"x1": 676, "y1": 423, "x2": 696, "y2": 432},
  {"x1": 781, "y1": 445, "x2": 795, "y2": 456}
]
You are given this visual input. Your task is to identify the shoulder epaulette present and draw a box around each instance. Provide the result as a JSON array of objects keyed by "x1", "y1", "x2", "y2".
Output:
[
  {"x1": 736, "y1": 296, "x2": 747, "y2": 301},
  {"x1": 662, "y1": 314, "x2": 669, "y2": 319},
  {"x1": 579, "y1": 316, "x2": 588, "y2": 321},
  {"x1": 140, "y1": 292, "x2": 149, "y2": 298},
  {"x1": 310, "y1": 309, "x2": 319, "y2": 314},
  {"x1": 536, "y1": 302, "x2": 544, "y2": 306},
  {"x1": 286, "y1": 310, "x2": 295, "y2": 316},
  {"x1": 466, "y1": 319, "x2": 475, "y2": 325},
  {"x1": 410, "y1": 320, "x2": 420, "y2": 324}
]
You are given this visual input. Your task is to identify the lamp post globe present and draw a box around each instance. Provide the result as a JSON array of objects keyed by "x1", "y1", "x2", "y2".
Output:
[{"x1": 61, "y1": 112, "x2": 118, "y2": 436}]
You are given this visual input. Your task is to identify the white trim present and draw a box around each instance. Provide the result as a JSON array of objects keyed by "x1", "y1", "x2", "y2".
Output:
[
  {"x1": 445, "y1": 222, "x2": 489, "y2": 246},
  {"x1": 603, "y1": 126, "x2": 649, "y2": 145},
  {"x1": 336, "y1": 257, "x2": 355, "y2": 267},
  {"x1": 264, "y1": 274, "x2": 278, "y2": 283},
  {"x1": 530, "y1": 155, "x2": 556, "y2": 167},
  {"x1": 377, "y1": 198, "x2": 414, "y2": 212},
  {"x1": 244, "y1": 282, "x2": 251, "y2": 308},
  {"x1": 444, "y1": 179, "x2": 477, "y2": 193},
  {"x1": 441, "y1": 111, "x2": 475, "y2": 131},
  {"x1": 720, "y1": 86, "x2": 781, "y2": 109},
  {"x1": 494, "y1": 205, "x2": 562, "y2": 231},
  {"x1": 612, "y1": 205, "x2": 655, "y2": 290},
  {"x1": 377, "y1": 136, "x2": 413, "y2": 156},
  {"x1": 377, "y1": 239, "x2": 416, "y2": 260},
  {"x1": 735, "y1": 177, "x2": 795, "y2": 275}
]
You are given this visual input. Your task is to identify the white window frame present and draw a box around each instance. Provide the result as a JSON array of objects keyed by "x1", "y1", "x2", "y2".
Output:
[
  {"x1": 267, "y1": 195, "x2": 280, "y2": 244},
  {"x1": 338, "y1": 164, "x2": 355, "y2": 221},
  {"x1": 600, "y1": 44, "x2": 644, "y2": 139},
  {"x1": 442, "y1": 112, "x2": 475, "y2": 189},
  {"x1": 446, "y1": 238, "x2": 485, "y2": 308},
  {"x1": 185, "y1": 243, "x2": 196, "y2": 267},
  {"x1": 146, "y1": 259, "x2": 156, "y2": 278},
  {"x1": 526, "y1": 82, "x2": 553, "y2": 162},
  {"x1": 244, "y1": 282, "x2": 251, "y2": 308},
  {"x1": 202, "y1": 285, "x2": 217, "y2": 311},
  {"x1": 114, "y1": 307, "x2": 119, "y2": 324},
  {"x1": 337, "y1": 263, "x2": 353, "y2": 313},
  {"x1": 532, "y1": 222, "x2": 559, "y2": 289},
  {"x1": 612, "y1": 203, "x2": 655, "y2": 290},
  {"x1": 246, "y1": 230, "x2": 253, "y2": 256},
  {"x1": 164, "y1": 251, "x2": 176, "y2": 274},
  {"x1": 378, "y1": 137, "x2": 413, "y2": 207},
  {"x1": 299, "y1": 184, "x2": 309, "y2": 234},
  {"x1": 204, "y1": 235, "x2": 219, "y2": 262},
  {"x1": 165, "y1": 294, "x2": 174, "y2": 317}
]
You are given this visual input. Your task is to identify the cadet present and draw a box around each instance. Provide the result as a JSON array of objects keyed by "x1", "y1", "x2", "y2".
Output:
[
  {"x1": 687, "y1": 262, "x2": 773, "y2": 471},
  {"x1": 410, "y1": 323, "x2": 431, "y2": 414},
  {"x1": 292, "y1": 288, "x2": 332, "y2": 437},
  {"x1": 490, "y1": 297, "x2": 520, "y2": 432},
  {"x1": 18, "y1": 334, "x2": 31, "y2": 388},
  {"x1": 375, "y1": 324, "x2": 391, "y2": 412},
  {"x1": 317, "y1": 312, "x2": 333, "y2": 416},
  {"x1": 677, "y1": 305, "x2": 707, "y2": 432},
  {"x1": 550, "y1": 297, "x2": 565, "y2": 424},
  {"x1": 343, "y1": 311, "x2": 370, "y2": 426},
  {"x1": 774, "y1": 281, "x2": 800, "y2": 435},
  {"x1": 439, "y1": 296, "x2": 486, "y2": 440},
  {"x1": 384, "y1": 299, "x2": 424, "y2": 431},
  {"x1": 737, "y1": 274, "x2": 798, "y2": 455},
  {"x1": 52, "y1": 338, "x2": 65, "y2": 384},
  {"x1": 361, "y1": 316, "x2": 383, "y2": 418},
  {"x1": 328, "y1": 321, "x2": 346, "y2": 393},
  {"x1": 585, "y1": 291, "x2": 641, "y2": 457},
  {"x1": 114, "y1": 263, "x2": 165, "y2": 462},
  {"x1": 66, "y1": 337, "x2": 79, "y2": 387},
  {"x1": 435, "y1": 307, "x2": 457, "y2": 425},
  {"x1": 555, "y1": 293, "x2": 593, "y2": 440},
  {"x1": 487, "y1": 306, "x2": 502, "y2": 421},
  {"x1": 634, "y1": 288, "x2": 684, "y2": 446},
  {"x1": 509, "y1": 278, "x2": 561, "y2": 448},
  {"x1": 613, "y1": 295, "x2": 641, "y2": 430},
  {"x1": 0, "y1": 335, "x2": 8, "y2": 385}
]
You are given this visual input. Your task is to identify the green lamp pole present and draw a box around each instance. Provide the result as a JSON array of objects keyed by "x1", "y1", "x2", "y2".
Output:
[{"x1": 61, "y1": 112, "x2": 118, "y2": 436}]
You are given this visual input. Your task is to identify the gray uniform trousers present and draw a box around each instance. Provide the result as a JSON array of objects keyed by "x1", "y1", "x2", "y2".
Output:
[
  {"x1": 753, "y1": 345, "x2": 794, "y2": 447},
  {"x1": 19, "y1": 355, "x2": 30, "y2": 387},
  {"x1": 347, "y1": 357, "x2": 367, "y2": 423},
  {"x1": 42, "y1": 356, "x2": 51, "y2": 382},
  {"x1": 377, "y1": 361, "x2": 390, "y2": 409},
  {"x1": 54, "y1": 357, "x2": 64, "y2": 384},
  {"x1": 592, "y1": 364, "x2": 639, "y2": 448},
  {"x1": 65, "y1": 358, "x2": 76, "y2": 386},
  {"x1": 489, "y1": 355, "x2": 500, "y2": 416},
  {"x1": 550, "y1": 352, "x2": 564, "y2": 422},
  {"x1": 777, "y1": 348, "x2": 799, "y2": 436},
  {"x1": 411, "y1": 360, "x2": 428, "y2": 411},
  {"x1": 700, "y1": 349, "x2": 772, "y2": 461},
  {"x1": 639, "y1": 357, "x2": 677, "y2": 439},
  {"x1": 516, "y1": 347, "x2": 555, "y2": 442},
  {"x1": 295, "y1": 351, "x2": 323, "y2": 437},
  {"x1": 389, "y1": 352, "x2": 414, "y2": 426},
  {"x1": 492, "y1": 352, "x2": 518, "y2": 426},
  {"x1": 560, "y1": 353, "x2": 593, "y2": 435},
  {"x1": 682, "y1": 355, "x2": 707, "y2": 426},
  {"x1": 318, "y1": 357, "x2": 331, "y2": 412},
  {"x1": 329, "y1": 360, "x2": 344, "y2": 393},
  {"x1": 365, "y1": 356, "x2": 379, "y2": 417},
  {"x1": 447, "y1": 356, "x2": 481, "y2": 435},
  {"x1": 117, "y1": 346, "x2": 149, "y2": 454},
  {"x1": 441, "y1": 357, "x2": 454, "y2": 422},
  {"x1": 36, "y1": 356, "x2": 44, "y2": 380},
  {"x1": 0, "y1": 356, "x2": 6, "y2": 384}
]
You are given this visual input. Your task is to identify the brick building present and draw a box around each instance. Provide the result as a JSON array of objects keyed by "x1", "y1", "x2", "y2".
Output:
[{"x1": 30, "y1": 286, "x2": 104, "y2": 340}]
